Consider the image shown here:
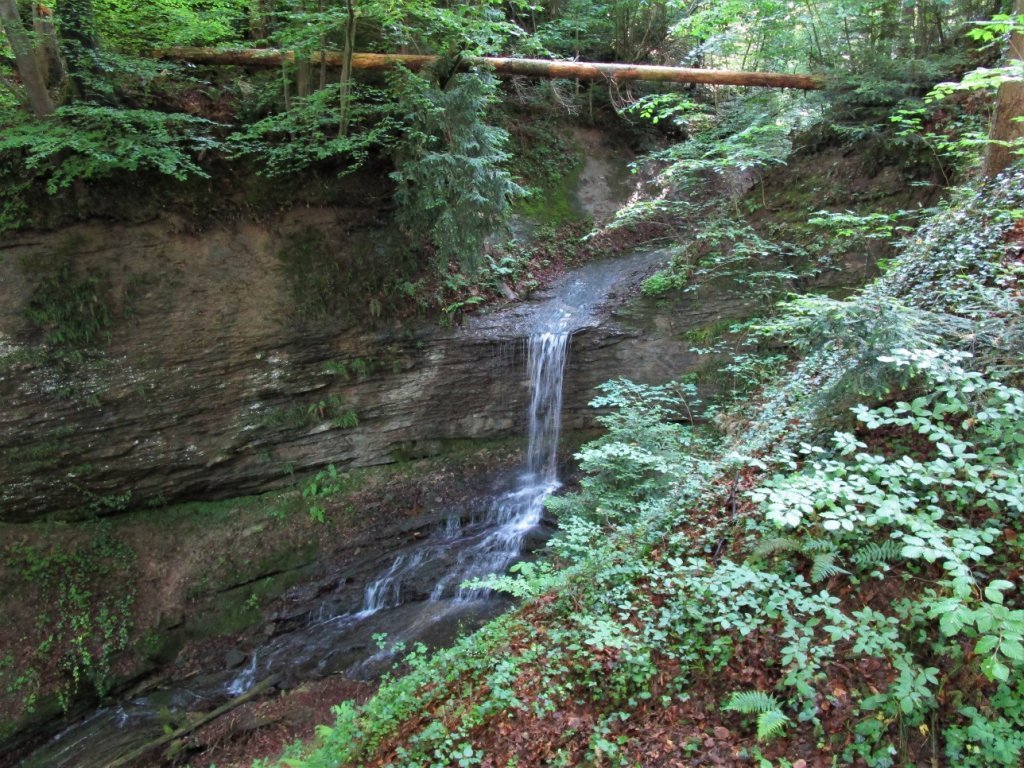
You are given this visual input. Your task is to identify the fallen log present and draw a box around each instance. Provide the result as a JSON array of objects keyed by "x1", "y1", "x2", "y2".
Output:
[
  {"x1": 103, "y1": 674, "x2": 280, "y2": 768},
  {"x1": 154, "y1": 48, "x2": 825, "y2": 90}
]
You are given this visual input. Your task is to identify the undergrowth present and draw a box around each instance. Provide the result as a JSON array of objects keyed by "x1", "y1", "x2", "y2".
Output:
[
  {"x1": 1, "y1": 525, "x2": 136, "y2": 717},
  {"x1": 266, "y1": 165, "x2": 1024, "y2": 767}
]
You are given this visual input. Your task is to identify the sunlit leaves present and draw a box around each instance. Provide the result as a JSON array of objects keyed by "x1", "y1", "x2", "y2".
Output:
[
  {"x1": 93, "y1": 0, "x2": 247, "y2": 52},
  {"x1": 0, "y1": 105, "x2": 220, "y2": 192},
  {"x1": 389, "y1": 68, "x2": 523, "y2": 272}
]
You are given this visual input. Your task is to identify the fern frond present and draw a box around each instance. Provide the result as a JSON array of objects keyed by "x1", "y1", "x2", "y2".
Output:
[
  {"x1": 723, "y1": 690, "x2": 791, "y2": 742},
  {"x1": 756, "y1": 709, "x2": 791, "y2": 741},
  {"x1": 852, "y1": 539, "x2": 903, "y2": 568},
  {"x1": 751, "y1": 536, "x2": 801, "y2": 560},
  {"x1": 810, "y1": 551, "x2": 848, "y2": 582},
  {"x1": 722, "y1": 690, "x2": 780, "y2": 714},
  {"x1": 800, "y1": 537, "x2": 836, "y2": 553}
]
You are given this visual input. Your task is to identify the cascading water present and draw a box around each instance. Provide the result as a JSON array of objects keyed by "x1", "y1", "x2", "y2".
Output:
[
  {"x1": 218, "y1": 324, "x2": 572, "y2": 689},
  {"x1": 18, "y1": 249, "x2": 664, "y2": 768},
  {"x1": 430, "y1": 331, "x2": 568, "y2": 602},
  {"x1": 342, "y1": 329, "x2": 570, "y2": 675}
]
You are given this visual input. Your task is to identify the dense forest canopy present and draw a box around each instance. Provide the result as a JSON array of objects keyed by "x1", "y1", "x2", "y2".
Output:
[{"x1": 1, "y1": 0, "x2": 1021, "y2": 252}]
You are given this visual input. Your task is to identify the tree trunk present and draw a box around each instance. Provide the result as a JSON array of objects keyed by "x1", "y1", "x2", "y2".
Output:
[
  {"x1": 0, "y1": 0, "x2": 54, "y2": 115},
  {"x1": 55, "y1": 0, "x2": 102, "y2": 100},
  {"x1": 250, "y1": 0, "x2": 275, "y2": 41},
  {"x1": 983, "y1": 0, "x2": 1024, "y2": 178},
  {"x1": 153, "y1": 48, "x2": 826, "y2": 90},
  {"x1": 32, "y1": 3, "x2": 63, "y2": 87},
  {"x1": 296, "y1": 56, "x2": 312, "y2": 97},
  {"x1": 103, "y1": 675, "x2": 280, "y2": 768},
  {"x1": 339, "y1": 0, "x2": 356, "y2": 136}
]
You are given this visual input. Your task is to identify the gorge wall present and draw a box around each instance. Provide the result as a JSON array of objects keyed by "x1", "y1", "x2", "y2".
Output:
[
  {"x1": 0, "y1": 132, "x2": 912, "y2": 523},
  {"x1": 0, "y1": 207, "x2": 678, "y2": 522}
]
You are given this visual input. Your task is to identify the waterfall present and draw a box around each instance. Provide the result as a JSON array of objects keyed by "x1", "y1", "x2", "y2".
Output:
[
  {"x1": 19, "y1": 250, "x2": 665, "y2": 768},
  {"x1": 359, "y1": 551, "x2": 426, "y2": 615},
  {"x1": 216, "y1": 329, "x2": 571, "y2": 698},
  {"x1": 526, "y1": 332, "x2": 569, "y2": 485},
  {"x1": 347, "y1": 330, "x2": 567, "y2": 606},
  {"x1": 432, "y1": 330, "x2": 569, "y2": 602}
]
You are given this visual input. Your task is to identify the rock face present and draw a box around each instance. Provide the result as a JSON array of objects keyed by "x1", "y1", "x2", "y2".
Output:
[
  {"x1": 0, "y1": 210, "x2": 669, "y2": 522},
  {"x1": 0, "y1": 130, "x2": 907, "y2": 523},
  {"x1": 0, "y1": 131, "x2": 659, "y2": 523}
]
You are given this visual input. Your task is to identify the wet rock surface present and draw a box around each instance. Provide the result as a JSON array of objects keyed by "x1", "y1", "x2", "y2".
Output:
[
  {"x1": 0, "y1": 215, "x2": 874, "y2": 523},
  {"x1": 2, "y1": 456, "x2": 530, "y2": 768},
  {"x1": 0, "y1": 215, "x2": 662, "y2": 521}
]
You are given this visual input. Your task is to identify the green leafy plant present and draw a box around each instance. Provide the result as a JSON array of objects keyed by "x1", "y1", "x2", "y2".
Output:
[
  {"x1": 389, "y1": 67, "x2": 524, "y2": 273},
  {"x1": 0, "y1": 105, "x2": 220, "y2": 193},
  {"x1": 229, "y1": 83, "x2": 396, "y2": 177},
  {"x1": 723, "y1": 690, "x2": 791, "y2": 741},
  {"x1": 4, "y1": 527, "x2": 136, "y2": 711},
  {"x1": 301, "y1": 463, "x2": 357, "y2": 522}
]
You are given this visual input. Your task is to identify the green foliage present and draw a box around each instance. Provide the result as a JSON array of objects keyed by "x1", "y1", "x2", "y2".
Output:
[
  {"x1": 272, "y1": 0, "x2": 524, "y2": 58},
  {"x1": 750, "y1": 294, "x2": 962, "y2": 407},
  {"x1": 324, "y1": 357, "x2": 377, "y2": 380},
  {"x1": 640, "y1": 266, "x2": 690, "y2": 295},
  {"x1": 722, "y1": 691, "x2": 791, "y2": 741},
  {"x1": 943, "y1": 680, "x2": 1024, "y2": 767},
  {"x1": 753, "y1": 348, "x2": 1022, "y2": 537},
  {"x1": 752, "y1": 535, "x2": 847, "y2": 582},
  {"x1": 747, "y1": 346, "x2": 1023, "y2": 759},
  {"x1": 229, "y1": 83, "x2": 397, "y2": 176},
  {"x1": 0, "y1": 426, "x2": 74, "y2": 476},
  {"x1": 389, "y1": 68, "x2": 524, "y2": 272},
  {"x1": 25, "y1": 260, "x2": 112, "y2": 359},
  {"x1": 553, "y1": 378, "x2": 716, "y2": 522},
  {"x1": 504, "y1": 113, "x2": 581, "y2": 193},
  {"x1": 893, "y1": 55, "x2": 1024, "y2": 174},
  {"x1": 93, "y1": 0, "x2": 248, "y2": 52},
  {"x1": 0, "y1": 105, "x2": 220, "y2": 194},
  {"x1": 627, "y1": 95, "x2": 795, "y2": 208},
  {"x1": 631, "y1": 208, "x2": 816, "y2": 309},
  {"x1": 623, "y1": 93, "x2": 703, "y2": 128},
  {"x1": 3, "y1": 527, "x2": 136, "y2": 710},
  {"x1": 302, "y1": 463, "x2": 355, "y2": 523},
  {"x1": 529, "y1": 0, "x2": 683, "y2": 62},
  {"x1": 890, "y1": 103, "x2": 991, "y2": 180},
  {"x1": 808, "y1": 208, "x2": 916, "y2": 243},
  {"x1": 464, "y1": 560, "x2": 558, "y2": 600}
]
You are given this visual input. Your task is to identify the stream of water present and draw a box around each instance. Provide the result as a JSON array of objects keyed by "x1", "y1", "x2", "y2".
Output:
[
  {"x1": 16, "y1": 249, "x2": 663, "y2": 768},
  {"x1": 19, "y1": 328, "x2": 571, "y2": 768},
  {"x1": 226, "y1": 327, "x2": 568, "y2": 690}
]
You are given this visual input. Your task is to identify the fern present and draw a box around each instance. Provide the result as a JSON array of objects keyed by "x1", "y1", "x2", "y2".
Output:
[
  {"x1": 751, "y1": 536, "x2": 801, "y2": 559},
  {"x1": 723, "y1": 690, "x2": 780, "y2": 714},
  {"x1": 810, "y1": 551, "x2": 848, "y2": 583},
  {"x1": 753, "y1": 536, "x2": 846, "y2": 582},
  {"x1": 801, "y1": 537, "x2": 836, "y2": 553},
  {"x1": 722, "y1": 690, "x2": 791, "y2": 741},
  {"x1": 756, "y1": 709, "x2": 791, "y2": 741},
  {"x1": 852, "y1": 539, "x2": 904, "y2": 569}
]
